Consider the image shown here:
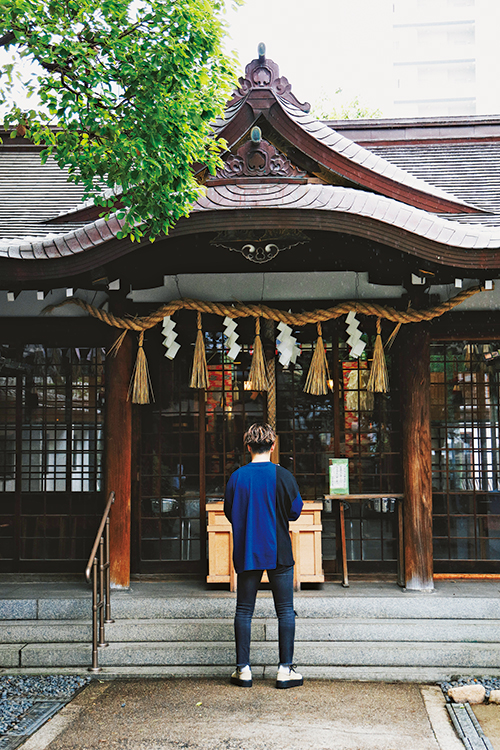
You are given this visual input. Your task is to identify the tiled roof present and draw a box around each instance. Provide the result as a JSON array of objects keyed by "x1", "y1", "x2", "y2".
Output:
[
  {"x1": 368, "y1": 142, "x2": 500, "y2": 223},
  {"x1": 191, "y1": 183, "x2": 500, "y2": 249},
  {"x1": 276, "y1": 96, "x2": 478, "y2": 210},
  {"x1": 0, "y1": 174, "x2": 499, "y2": 263},
  {"x1": 0, "y1": 152, "x2": 88, "y2": 240}
]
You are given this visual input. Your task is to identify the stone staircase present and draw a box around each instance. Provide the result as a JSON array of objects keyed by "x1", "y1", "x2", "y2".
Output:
[{"x1": 1, "y1": 581, "x2": 500, "y2": 681}]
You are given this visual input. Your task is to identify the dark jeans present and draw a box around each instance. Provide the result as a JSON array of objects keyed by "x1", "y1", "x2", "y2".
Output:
[{"x1": 234, "y1": 564, "x2": 295, "y2": 668}]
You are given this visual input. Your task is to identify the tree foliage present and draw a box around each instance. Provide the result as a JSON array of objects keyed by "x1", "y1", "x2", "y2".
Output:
[
  {"x1": 0, "y1": 0, "x2": 238, "y2": 240},
  {"x1": 312, "y1": 88, "x2": 381, "y2": 121}
]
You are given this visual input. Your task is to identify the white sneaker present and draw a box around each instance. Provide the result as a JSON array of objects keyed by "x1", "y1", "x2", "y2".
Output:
[
  {"x1": 230, "y1": 665, "x2": 252, "y2": 687},
  {"x1": 276, "y1": 664, "x2": 303, "y2": 689}
]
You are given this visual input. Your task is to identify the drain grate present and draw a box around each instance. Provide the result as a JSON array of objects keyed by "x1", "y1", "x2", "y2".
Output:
[
  {"x1": 0, "y1": 700, "x2": 67, "y2": 750},
  {"x1": 447, "y1": 702, "x2": 495, "y2": 750}
]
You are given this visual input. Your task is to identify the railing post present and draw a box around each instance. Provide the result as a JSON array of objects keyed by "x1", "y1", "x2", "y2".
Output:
[
  {"x1": 104, "y1": 516, "x2": 114, "y2": 624},
  {"x1": 89, "y1": 557, "x2": 101, "y2": 673},
  {"x1": 98, "y1": 536, "x2": 108, "y2": 648},
  {"x1": 86, "y1": 490, "x2": 115, "y2": 672}
]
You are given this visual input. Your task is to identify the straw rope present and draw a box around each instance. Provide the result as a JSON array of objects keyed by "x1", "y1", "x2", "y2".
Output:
[
  {"x1": 248, "y1": 317, "x2": 268, "y2": 391},
  {"x1": 367, "y1": 319, "x2": 389, "y2": 393},
  {"x1": 304, "y1": 322, "x2": 330, "y2": 396},
  {"x1": 128, "y1": 330, "x2": 154, "y2": 404},
  {"x1": 190, "y1": 311, "x2": 209, "y2": 389},
  {"x1": 42, "y1": 284, "x2": 485, "y2": 331}
]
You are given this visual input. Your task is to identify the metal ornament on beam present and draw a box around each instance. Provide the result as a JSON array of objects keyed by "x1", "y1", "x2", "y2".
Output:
[{"x1": 211, "y1": 229, "x2": 310, "y2": 265}]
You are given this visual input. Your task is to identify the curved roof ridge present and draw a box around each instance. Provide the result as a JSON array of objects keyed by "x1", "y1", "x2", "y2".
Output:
[
  {"x1": 276, "y1": 95, "x2": 480, "y2": 211},
  {"x1": 0, "y1": 214, "x2": 126, "y2": 259},
  {"x1": 191, "y1": 183, "x2": 499, "y2": 249},
  {"x1": 2, "y1": 184, "x2": 498, "y2": 263}
]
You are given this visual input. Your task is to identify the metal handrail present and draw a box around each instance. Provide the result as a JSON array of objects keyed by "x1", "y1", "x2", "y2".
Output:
[{"x1": 86, "y1": 490, "x2": 115, "y2": 672}]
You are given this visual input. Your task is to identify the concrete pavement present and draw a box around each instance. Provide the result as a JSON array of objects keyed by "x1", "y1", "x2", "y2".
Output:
[{"x1": 19, "y1": 677, "x2": 473, "y2": 750}]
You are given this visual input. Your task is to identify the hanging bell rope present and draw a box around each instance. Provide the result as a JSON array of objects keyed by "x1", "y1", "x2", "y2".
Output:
[
  {"x1": 248, "y1": 317, "x2": 268, "y2": 391},
  {"x1": 367, "y1": 319, "x2": 389, "y2": 393},
  {"x1": 190, "y1": 311, "x2": 209, "y2": 389},
  {"x1": 304, "y1": 322, "x2": 330, "y2": 396},
  {"x1": 128, "y1": 330, "x2": 154, "y2": 404}
]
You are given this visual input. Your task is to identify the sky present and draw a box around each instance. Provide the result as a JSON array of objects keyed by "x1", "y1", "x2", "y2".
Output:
[
  {"x1": 223, "y1": 0, "x2": 500, "y2": 119},
  {"x1": 223, "y1": 0, "x2": 392, "y2": 117},
  {"x1": 1, "y1": 0, "x2": 499, "y2": 120},
  {"x1": 0, "y1": 0, "x2": 393, "y2": 120}
]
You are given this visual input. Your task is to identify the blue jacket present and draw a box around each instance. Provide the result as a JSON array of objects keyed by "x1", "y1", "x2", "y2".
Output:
[{"x1": 224, "y1": 461, "x2": 303, "y2": 573}]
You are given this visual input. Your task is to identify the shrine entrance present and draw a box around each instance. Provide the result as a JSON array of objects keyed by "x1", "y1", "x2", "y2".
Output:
[
  {"x1": 133, "y1": 315, "x2": 266, "y2": 574},
  {"x1": 132, "y1": 315, "x2": 404, "y2": 578}
]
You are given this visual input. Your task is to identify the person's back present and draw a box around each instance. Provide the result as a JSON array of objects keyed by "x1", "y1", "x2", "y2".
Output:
[
  {"x1": 224, "y1": 423, "x2": 304, "y2": 689},
  {"x1": 225, "y1": 461, "x2": 302, "y2": 573}
]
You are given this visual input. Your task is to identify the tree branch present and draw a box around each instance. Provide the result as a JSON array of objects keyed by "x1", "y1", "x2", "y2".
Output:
[{"x1": 0, "y1": 31, "x2": 16, "y2": 47}]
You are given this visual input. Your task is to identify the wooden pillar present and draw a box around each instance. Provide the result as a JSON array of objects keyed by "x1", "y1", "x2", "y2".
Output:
[
  {"x1": 105, "y1": 331, "x2": 133, "y2": 588},
  {"x1": 399, "y1": 323, "x2": 434, "y2": 591}
]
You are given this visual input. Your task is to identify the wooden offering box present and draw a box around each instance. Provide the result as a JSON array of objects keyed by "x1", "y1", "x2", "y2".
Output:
[{"x1": 206, "y1": 500, "x2": 324, "y2": 591}]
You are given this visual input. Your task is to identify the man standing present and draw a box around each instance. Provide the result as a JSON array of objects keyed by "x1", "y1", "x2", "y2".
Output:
[{"x1": 224, "y1": 423, "x2": 303, "y2": 689}]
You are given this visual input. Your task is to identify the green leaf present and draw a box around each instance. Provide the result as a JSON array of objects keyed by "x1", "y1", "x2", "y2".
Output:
[{"x1": 0, "y1": 0, "x2": 238, "y2": 240}]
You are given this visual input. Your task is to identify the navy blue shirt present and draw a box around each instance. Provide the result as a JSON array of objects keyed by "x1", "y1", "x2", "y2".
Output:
[{"x1": 224, "y1": 461, "x2": 303, "y2": 573}]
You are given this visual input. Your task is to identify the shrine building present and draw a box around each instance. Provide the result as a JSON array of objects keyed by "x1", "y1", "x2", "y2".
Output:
[{"x1": 2, "y1": 47, "x2": 500, "y2": 592}]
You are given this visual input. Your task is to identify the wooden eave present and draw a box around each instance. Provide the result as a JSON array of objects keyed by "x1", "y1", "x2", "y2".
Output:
[
  {"x1": 1, "y1": 52, "x2": 498, "y2": 288},
  {"x1": 2, "y1": 203, "x2": 500, "y2": 287},
  {"x1": 213, "y1": 90, "x2": 482, "y2": 216},
  {"x1": 168, "y1": 208, "x2": 500, "y2": 271}
]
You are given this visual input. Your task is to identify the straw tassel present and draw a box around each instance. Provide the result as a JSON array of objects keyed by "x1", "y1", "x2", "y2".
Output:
[
  {"x1": 367, "y1": 319, "x2": 389, "y2": 393},
  {"x1": 384, "y1": 322, "x2": 402, "y2": 351},
  {"x1": 248, "y1": 317, "x2": 268, "y2": 391},
  {"x1": 108, "y1": 329, "x2": 128, "y2": 358},
  {"x1": 304, "y1": 322, "x2": 330, "y2": 395},
  {"x1": 190, "y1": 311, "x2": 209, "y2": 389},
  {"x1": 128, "y1": 330, "x2": 154, "y2": 403}
]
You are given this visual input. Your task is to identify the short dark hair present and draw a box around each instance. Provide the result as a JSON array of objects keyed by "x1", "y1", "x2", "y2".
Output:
[{"x1": 243, "y1": 423, "x2": 276, "y2": 454}]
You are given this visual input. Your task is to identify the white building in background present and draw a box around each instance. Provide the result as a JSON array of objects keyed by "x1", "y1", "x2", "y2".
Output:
[{"x1": 391, "y1": 0, "x2": 500, "y2": 117}]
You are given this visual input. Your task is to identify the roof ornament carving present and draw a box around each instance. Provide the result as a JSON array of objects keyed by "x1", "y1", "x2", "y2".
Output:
[
  {"x1": 210, "y1": 229, "x2": 310, "y2": 264},
  {"x1": 213, "y1": 133, "x2": 306, "y2": 181},
  {"x1": 233, "y1": 42, "x2": 310, "y2": 113}
]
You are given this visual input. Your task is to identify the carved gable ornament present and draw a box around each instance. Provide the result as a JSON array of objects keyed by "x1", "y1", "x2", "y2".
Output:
[
  {"x1": 233, "y1": 43, "x2": 310, "y2": 113},
  {"x1": 213, "y1": 139, "x2": 306, "y2": 182},
  {"x1": 210, "y1": 229, "x2": 310, "y2": 264}
]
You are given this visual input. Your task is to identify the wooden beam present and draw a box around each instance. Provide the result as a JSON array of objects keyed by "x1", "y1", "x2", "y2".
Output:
[
  {"x1": 398, "y1": 323, "x2": 434, "y2": 591},
  {"x1": 105, "y1": 331, "x2": 133, "y2": 588}
]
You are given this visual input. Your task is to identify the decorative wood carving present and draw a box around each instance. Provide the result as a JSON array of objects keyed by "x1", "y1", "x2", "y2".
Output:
[
  {"x1": 210, "y1": 229, "x2": 309, "y2": 264},
  {"x1": 214, "y1": 139, "x2": 306, "y2": 181},
  {"x1": 232, "y1": 50, "x2": 310, "y2": 112}
]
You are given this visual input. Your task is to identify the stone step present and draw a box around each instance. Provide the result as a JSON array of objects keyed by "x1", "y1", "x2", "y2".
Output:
[
  {"x1": 2, "y1": 617, "x2": 500, "y2": 644},
  {"x1": 4, "y1": 665, "x2": 500, "y2": 682},
  {"x1": 15, "y1": 640, "x2": 500, "y2": 669},
  {"x1": 2, "y1": 594, "x2": 500, "y2": 621}
]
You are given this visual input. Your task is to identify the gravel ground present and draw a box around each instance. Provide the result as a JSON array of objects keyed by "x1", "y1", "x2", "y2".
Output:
[{"x1": 0, "y1": 675, "x2": 89, "y2": 735}]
